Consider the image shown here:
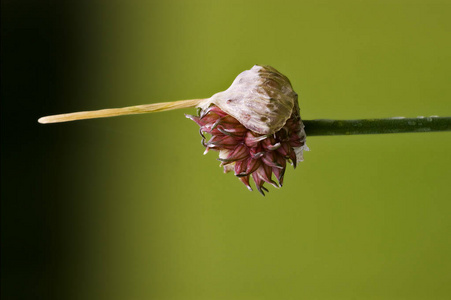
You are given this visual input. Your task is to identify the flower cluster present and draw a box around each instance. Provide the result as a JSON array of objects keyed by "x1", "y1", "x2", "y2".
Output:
[{"x1": 186, "y1": 104, "x2": 306, "y2": 195}]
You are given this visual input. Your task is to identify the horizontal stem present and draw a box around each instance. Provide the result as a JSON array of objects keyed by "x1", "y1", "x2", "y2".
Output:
[
  {"x1": 38, "y1": 100, "x2": 451, "y2": 137},
  {"x1": 304, "y1": 117, "x2": 451, "y2": 136}
]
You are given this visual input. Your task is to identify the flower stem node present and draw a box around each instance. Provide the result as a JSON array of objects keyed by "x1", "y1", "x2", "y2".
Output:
[{"x1": 186, "y1": 65, "x2": 307, "y2": 195}]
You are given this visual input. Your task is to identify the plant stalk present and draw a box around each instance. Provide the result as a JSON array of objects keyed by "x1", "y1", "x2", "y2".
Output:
[
  {"x1": 303, "y1": 117, "x2": 451, "y2": 136},
  {"x1": 38, "y1": 100, "x2": 451, "y2": 136}
]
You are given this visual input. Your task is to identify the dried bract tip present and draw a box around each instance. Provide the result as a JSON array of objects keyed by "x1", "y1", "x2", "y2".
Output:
[{"x1": 187, "y1": 65, "x2": 307, "y2": 195}]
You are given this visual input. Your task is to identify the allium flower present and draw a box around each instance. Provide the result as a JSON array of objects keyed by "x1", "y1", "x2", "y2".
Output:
[{"x1": 186, "y1": 65, "x2": 308, "y2": 195}]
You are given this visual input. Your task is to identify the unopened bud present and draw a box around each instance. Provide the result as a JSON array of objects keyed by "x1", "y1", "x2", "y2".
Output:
[{"x1": 188, "y1": 65, "x2": 308, "y2": 195}]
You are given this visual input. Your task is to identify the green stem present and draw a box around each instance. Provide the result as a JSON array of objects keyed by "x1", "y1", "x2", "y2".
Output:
[{"x1": 304, "y1": 116, "x2": 451, "y2": 136}]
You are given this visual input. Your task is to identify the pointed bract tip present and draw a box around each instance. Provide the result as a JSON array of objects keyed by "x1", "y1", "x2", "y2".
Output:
[{"x1": 38, "y1": 117, "x2": 49, "y2": 124}]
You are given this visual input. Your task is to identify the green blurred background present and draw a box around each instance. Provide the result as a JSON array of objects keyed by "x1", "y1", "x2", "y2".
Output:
[{"x1": 2, "y1": 0, "x2": 451, "y2": 299}]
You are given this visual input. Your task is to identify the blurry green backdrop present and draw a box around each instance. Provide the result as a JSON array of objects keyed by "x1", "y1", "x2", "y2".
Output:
[{"x1": 2, "y1": 0, "x2": 451, "y2": 299}]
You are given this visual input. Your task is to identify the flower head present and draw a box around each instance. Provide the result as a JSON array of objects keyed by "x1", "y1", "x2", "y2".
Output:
[{"x1": 186, "y1": 65, "x2": 307, "y2": 195}]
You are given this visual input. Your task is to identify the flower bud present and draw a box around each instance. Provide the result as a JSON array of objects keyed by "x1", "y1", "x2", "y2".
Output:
[{"x1": 187, "y1": 65, "x2": 308, "y2": 195}]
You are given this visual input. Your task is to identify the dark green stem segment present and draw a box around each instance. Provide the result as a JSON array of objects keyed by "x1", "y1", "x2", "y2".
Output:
[{"x1": 304, "y1": 116, "x2": 451, "y2": 136}]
